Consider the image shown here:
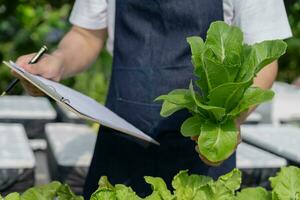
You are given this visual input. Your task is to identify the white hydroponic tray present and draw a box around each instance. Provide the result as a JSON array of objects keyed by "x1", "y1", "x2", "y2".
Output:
[
  {"x1": 45, "y1": 123, "x2": 96, "y2": 167},
  {"x1": 245, "y1": 112, "x2": 262, "y2": 124},
  {"x1": 236, "y1": 142, "x2": 287, "y2": 169},
  {"x1": 0, "y1": 96, "x2": 56, "y2": 120},
  {"x1": 241, "y1": 124, "x2": 300, "y2": 163},
  {"x1": 0, "y1": 123, "x2": 35, "y2": 169},
  {"x1": 272, "y1": 92, "x2": 300, "y2": 124},
  {"x1": 252, "y1": 82, "x2": 300, "y2": 124}
]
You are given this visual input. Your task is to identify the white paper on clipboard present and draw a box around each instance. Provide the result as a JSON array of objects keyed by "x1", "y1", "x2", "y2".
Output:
[{"x1": 3, "y1": 61, "x2": 159, "y2": 145}]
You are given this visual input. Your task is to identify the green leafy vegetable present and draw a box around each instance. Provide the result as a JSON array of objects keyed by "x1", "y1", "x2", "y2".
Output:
[
  {"x1": 156, "y1": 21, "x2": 287, "y2": 163},
  {"x1": 155, "y1": 89, "x2": 196, "y2": 117},
  {"x1": 189, "y1": 168, "x2": 241, "y2": 200},
  {"x1": 198, "y1": 120, "x2": 238, "y2": 162},
  {"x1": 21, "y1": 181, "x2": 62, "y2": 200},
  {"x1": 236, "y1": 187, "x2": 271, "y2": 200},
  {"x1": 172, "y1": 170, "x2": 212, "y2": 199},
  {"x1": 145, "y1": 177, "x2": 174, "y2": 200},
  {"x1": 180, "y1": 116, "x2": 203, "y2": 137},
  {"x1": 3, "y1": 166, "x2": 300, "y2": 200},
  {"x1": 1, "y1": 181, "x2": 83, "y2": 200},
  {"x1": 270, "y1": 166, "x2": 300, "y2": 200},
  {"x1": 3, "y1": 193, "x2": 21, "y2": 200},
  {"x1": 57, "y1": 184, "x2": 84, "y2": 200}
]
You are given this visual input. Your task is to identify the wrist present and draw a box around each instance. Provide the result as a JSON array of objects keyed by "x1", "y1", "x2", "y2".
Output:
[{"x1": 52, "y1": 49, "x2": 66, "y2": 81}]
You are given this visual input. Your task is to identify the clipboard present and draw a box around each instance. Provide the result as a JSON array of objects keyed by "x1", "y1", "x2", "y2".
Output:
[{"x1": 3, "y1": 61, "x2": 159, "y2": 145}]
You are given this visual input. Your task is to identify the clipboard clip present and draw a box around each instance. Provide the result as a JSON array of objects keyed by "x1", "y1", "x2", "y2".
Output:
[
  {"x1": 61, "y1": 97, "x2": 70, "y2": 104},
  {"x1": 47, "y1": 85, "x2": 70, "y2": 104}
]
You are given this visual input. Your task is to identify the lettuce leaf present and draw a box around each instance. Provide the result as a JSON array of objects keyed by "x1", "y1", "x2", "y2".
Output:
[
  {"x1": 21, "y1": 181, "x2": 61, "y2": 200},
  {"x1": 144, "y1": 177, "x2": 174, "y2": 200},
  {"x1": 198, "y1": 120, "x2": 238, "y2": 163},
  {"x1": 189, "y1": 82, "x2": 226, "y2": 122},
  {"x1": 237, "y1": 40, "x2": 287, "y2": 82},
  {"x1": 155, "y1": 89, "x2": 196, "y2": 117},
  {"x1": 156, "y1": 21, "x2": 287, "y2": 164},
  {"x1": 236, "y1": 187, "x2": 271, "y2": 200},
  {"x1": 115, "y1": 185, "x2": 141, "y2": 200},
  {"x1": 194, "y1": 169, "x2": 241, "y2": 200},
  {"x1": 3, "y1": 193, "x2": 20, "y2": 200},
  {"x1": 172, "y1": 170, "x2": 212, "y2": 200},
  {"x1": 229, "y1": 87, "x2": 274, "y2": 117},
  {"x1": 180, "y1": 115, "x2": 203, "y2": 137},
  {"x1": 5, "y1": 167, "x2": 300, "y2": 200},
  {"x1": 57, "y1": 184, "x2": 84, "y2": 200},
  {"x1": 270, "y1": 166, "x2": 300, "y2": 200}
]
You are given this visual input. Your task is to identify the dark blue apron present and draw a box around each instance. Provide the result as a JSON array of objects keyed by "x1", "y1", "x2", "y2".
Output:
[{"x1": 83, "y1": 0, "x2": 235, "y2": 198}]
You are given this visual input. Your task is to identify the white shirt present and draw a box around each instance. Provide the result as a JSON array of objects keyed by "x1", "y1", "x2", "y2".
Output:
[{"x1": 69, "y1": 0, "x2": 292, "y2": 55}]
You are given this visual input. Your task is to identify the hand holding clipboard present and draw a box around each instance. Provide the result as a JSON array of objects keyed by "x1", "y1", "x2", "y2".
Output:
[
  {"x1": 1, "y1": 46, "x2": 48, "y2": 96},
  {"x1": 2, "y1": 60, "x2": 159, "y2": 145}
]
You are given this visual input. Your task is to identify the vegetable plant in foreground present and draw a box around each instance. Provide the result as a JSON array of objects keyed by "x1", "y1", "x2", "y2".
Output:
[
  {"x1": 91, "y1": 166, "x2": 300, "y2": 200},
  {"x1": 155, "y1": 21, "x2": 287, "y2": 165},
  {"x1": 2, "y1": 166, "x2": 300, "y2": 200},
  {"x1": 0, "y1": 181, "x2": 83, "y2": 200}
]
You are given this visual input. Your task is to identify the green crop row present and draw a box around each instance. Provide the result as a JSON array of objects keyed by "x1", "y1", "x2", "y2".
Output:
[{"x1": 2, "y1": 166, "x2": 300, "y2": 200}]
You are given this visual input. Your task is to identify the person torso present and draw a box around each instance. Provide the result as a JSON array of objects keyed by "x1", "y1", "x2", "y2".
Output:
[
  {"x1": 107, "y1": 0, "x2": 223, "y2": 137},
  {"x1": 106, "y1": 0, "x2": 235, "y2": 54}
]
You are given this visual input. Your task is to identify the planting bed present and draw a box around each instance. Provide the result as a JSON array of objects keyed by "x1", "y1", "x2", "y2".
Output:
[
  {"x1": 0, "y1": 124, "x2": 35, "y2": 195},
  {"x1": 0, "y1": 96, "x2": 56, "y2": 138},
  {"x1": 45, "y1": 123, "x2": 96, "y2": 194}
]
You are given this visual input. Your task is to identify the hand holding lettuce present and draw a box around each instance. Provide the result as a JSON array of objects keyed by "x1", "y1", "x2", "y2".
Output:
[{"x1": 155, "y1": 21, "x2": 287, "y2": 165}]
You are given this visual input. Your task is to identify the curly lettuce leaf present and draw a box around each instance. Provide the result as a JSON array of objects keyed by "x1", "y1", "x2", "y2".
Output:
[
  {"x1": 172, "y1": 170, "x2": 213, "y2": 200},
  {"x1": 144, "y1": 177, "x2": 174, "y2": 200},
  {"x1": 218, "y1": 168, "x2": 242, "y2": 192},
  {"x1": 98, "y1": 176, "x2": 114, "y2": 189},
  {"x1": 56, "y1": 184, "x2": 84, "y2": 200},
  {"x1": 3, "y1": 193, "x2": 20, "y2": 200},
  {"x1": 90, "y1": 188, "x2": 116, "y2": 200},
  {"x1": 195, "y1": 169, "x2": 241, "y2": 200},
  {"x1": 90, "y1": 177, "x2": 116, "y2": 200},
  {"x1": 270, "y1": 166, "x2": 300, "y2": 200},
  {"x1": 236, "y1": 187, "x2": 271, "y2": 200},
  {"x1": 21, "y1": 181, "x2": 61, "y2": 200},
  {"x1": 115, "y1": 185, "x2": 141, "y2": 200}
]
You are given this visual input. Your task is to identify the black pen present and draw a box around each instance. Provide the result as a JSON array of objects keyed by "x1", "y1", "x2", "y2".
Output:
[{"x1": 1, "y1": 45, "x2": 48, "y2": 96}]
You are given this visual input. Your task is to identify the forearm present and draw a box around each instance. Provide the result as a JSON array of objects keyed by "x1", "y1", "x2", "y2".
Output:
[
  {"x1": 53, "y1": 25, "x2": 107, "y2": 79},
  {"x1": 237, "y1": 61, "x2": 278, "y2": 124}
]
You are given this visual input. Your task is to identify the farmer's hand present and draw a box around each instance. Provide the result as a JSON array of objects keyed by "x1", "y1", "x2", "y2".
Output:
[
  {"x1": 191, "y1": 123, "x2": 241, "y2": 167},
  {"x1": 14, "y1": 52, "x2": 64, "y2": 96}
]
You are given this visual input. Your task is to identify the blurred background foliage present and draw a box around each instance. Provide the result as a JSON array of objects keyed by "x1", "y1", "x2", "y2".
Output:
[
  {"x1": 278, "y1": 0, "x2": 300, "y2": 82},
  {"x1": 0, "y1": 0, "x2": 299, "y2": 103},
  {"x1": 0, "y1": 0, "x2": 111, "y2": 103}
]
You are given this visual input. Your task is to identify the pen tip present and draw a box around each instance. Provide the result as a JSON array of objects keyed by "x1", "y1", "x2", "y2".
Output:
[{"x1": 1, "y1": 92, "x2": 6, "y2": 97}]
